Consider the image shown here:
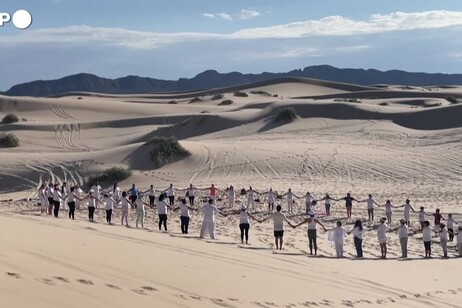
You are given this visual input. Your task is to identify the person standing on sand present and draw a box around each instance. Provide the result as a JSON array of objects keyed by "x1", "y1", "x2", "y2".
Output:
[
  {"x1": 128, "y1": 184, "x2": 139, "y2": 205},
  {"x1": 228, "y1": 207, "x2": 260, "y2": 244},
  {"x1": 61, "y1": 182, "x2": 69, "y2": 211},
  {"x1": 418, "y1": 207, "x2": 430, "y2": 229},
  {"x1": 457, "y1": 225, "x2": 462, "y2": 257},
  {"x1": 359, "y1": 194, "x2": 380, "y2": 221},
  {"x1": 173, "y1": 198, "x2": 197, "y2": 234},
  {"x1": 135, "y1": 192, "x2": 150, "y2": 229},
  {"x1": 394, "y1": 199, "x2": 415, "y2": 226},
  {"x1": 447, "y1": 214, "x2": 458, "y2": 242},
  {"x1": 156, "y1": 193, "x2": 172, "y2": 231},
  {"x1": 52, "y1": 183, "x2": 62, "y2": 218},
  {"x1": 376, "y1": 217, "x2": 389, "y2": 259},
  {"x1": 260, "y1": 205, "x2": 295, "y2": 250},
  {"x1": 74, "y1": 185, "x2": 83, "y2": 210},
  {"x1": 165, "y1": 183, "x2": 176, "y2": 207},
  {"x1": 431, "y1": 209, "x2": 445, "y2": 234},
  {"x1": 65, "y1": 186, "x2": 80, "y2": 220},
  {"x1": 246, "y1": 186, "x2": 256, "y2": 211},
  {"x1": 335, "y1": 193, "x2": 359, "y2": 219},
  {"x1": 422, "y1": 220, "x2": 433, "y2": 258},
  {"x1": 183, "y1": 184, "x2": 197, "y2": 206},
  {"x1": 381, "y1": 200, "x2": 394, "y2": 224},
  {"x1": 262, "y1": 188, "x2": 277, "y2": 212},
  {"x1": 90, "y1": 181, "x2": 102, "y2": 202},
  {"x1": 438, "y1": 223, "x2": 449, "y2": 258},
  {"x1": 200, "y1": 198, "x2": 227, "y2": 240},
  {"x1": 143, "y1": 184, "x2": 156, "y2": 207},
  {"x1": 330, "y1": 221, "x2": 347, "y2": 258},
  {"x1": 103, "y1": 193, "x2": 117, "y2": 224},
  {"x1": 38, "y1": 184, "x2": 47, "y2": 214},
  {"x1": 227, "y1": 185, "x2": 236, "y2": 208},
  {"x1": 318, "y1": 194, "x2": 332, "y2": 216},
  {"x1": 282, "y1": 188, "x2": 299, "y2": 214},
  {"x1": 45, "y1": 183, "x2": 54, "y2": 215},
  {"x1": 348, "y1": 220, "x2": 364, "y2": 258},
  {"x1": 120, "y1": 191, "x2": 131, "y2": 226},
  {"x1": 81, "y1": 190, "x2": 99, "y2": 222},
  {"x1": 397, "y1": 219, "x2": 409, "y2": 258},
  {"x1": 112, "y1": 182, "x2": 121, "y2": 204},
  {"x1": 295, "y1": 213, "x2": 327, "y2": 255},
  {"x1": 304, "y1": 191, "x2": 317, "y2": 215}
]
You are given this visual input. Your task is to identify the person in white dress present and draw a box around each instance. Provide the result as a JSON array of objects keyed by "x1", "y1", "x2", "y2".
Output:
[
  {"x1": 376, "y1": 217, "x2": 389, "y2": 259},
  {"x1": 38, "y1": 184, "x2": 48, "y2": 214},
  {"x1": 422, "y1": 220, "x2": 433, "y2": 258},
  {"x1": 282, "y1": 188, "x2": 299, "y2": 213},
  {"x1": 438, "y1": 223, "x2": 449, "y2": 258},
  {"x1": 199, "y1": 198, "x2": 226, "y2": 239},
  {"x1": 397, "y1": 219, "x2": 409, "y2": 258},
  {"x1": 330, "y1": 221, "x2": 347, "y2": 258}
]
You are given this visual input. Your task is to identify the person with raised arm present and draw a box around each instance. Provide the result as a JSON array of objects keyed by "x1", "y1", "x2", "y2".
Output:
[
  {"x1": 112, "y1": 182, "x2": 121, "y2": 205},
  {"x1": 397, "y1": 219, "x2": 410, "y2": 258},
  {"x1": 431, "y1": 209, "x2": 445, "y2": 234},
  {"x1": 74, "y1": 185, "x2": 83, "y2": 210},
  {"x1": 38, "y1": 184, "x2": 48, "y2": 214},
  {"x1": 183, "y1": 184, "x2": 197, "y2": 206},
  {"x1": 457, "y1": 225, "x2": 462, "y2": 257},
  {"x1": 438, "y1": 223, "x2": 449, "y2": 258},
  {"x1": 134, "y1": 192, "x2": 150, "y2": 229},
  {"x1": 228, "y1": 207, "x2": 260, "y2": 244},
  {"x1": 198, "y1": 184, "x2": 220, "y2": 204},
  {"x1": 45, "y1": 182, "x2": 54, "y2": 215},
  {"x1": 246, "y1": 186, "x2": 257, "y2": 211},
  {"x1": 120, "y1": 191, "x2": 131, "y2": 226},
  {"x1": 295, "y1": 213, "x2": 327, "y2": 255},
  {"x1": 376, "y1": 217, "x2": 389, "y2": 259},
  {"x1": 164, "y1": 183, "x2": 176, "y2": 207},
  {"x1": 304, "y1": 191, "x2": 317, "y2": 215},
  {"x1": 227, "y1": 185, "x2": 236, "y2": 208},
  {"x1": 81, "y1": 190, "x2": 100, "y2": 222},
  {"x1": 380, "y1": 200, "x2": 394, "y2": 224},
  {"x1": 418, "y1": 206, "x2": 431, "y2": 229},
  {"x1": 446, "y1": 213, "x2": 458, "y2": 242},
  {"x1": 173, "y1": 198, "x2": 197, "y2": 234},
  {"x1": 422, "y1": 220, "x2": 433, "y2": 258},
  {"x1": 335, "y1": 193, "x2": 359, "y2": 219},
  {"x1": 52, "y1": 183, "x2": 63, "y2": 218},
  {"x1": 330, "y1": 221, "x2": 347, "y2": 258},
  {"x1": 394, "y1": 199, "x2": 415, "y2": 226},
  {"x1": 199, "y1": 198, "x2": 227, "y2": 239},
  {"x1": 90, "y1": 181, "x2": 103, "y2": 202},
  {"x1": 359, "y1": 194, "x2": 380, "y2": 221},
  {"x1": 156, "y1": 193, "x2": 172, "y2": 231},
  {"x1": 282, "y1": 188, "x2": 300, "y2": 214},
  {"x1": 259, "y1": 205, "x2": 295, "y2": 250},
  {"x1": 262, "y1": 187, "x2": 277, "y2": 212},
  {"x1": 143, "y1": 184, "x2": 156, "y2": 207},
  {"x1": 318, "y1": 193, "x2": 333, "y2": 216},
  {"x1": 64, "y1": 186, "x2": 81, "y2": 220},
  {"x1": 103, "y1": 192, "x2": 117, "y2": 224},
  {"x1": 128, "y1": 184, "x2": 139, "y2": 206},
  {"x1": 348, "y1": 219, "x2": 364, "y2": 258}
]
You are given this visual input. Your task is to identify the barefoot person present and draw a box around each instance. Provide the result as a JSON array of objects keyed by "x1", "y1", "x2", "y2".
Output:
[
  {"x1": 360, "y1": 194, "x2": 380, "y2": 221},
  {"x1": 438, "y1": 223, "x2": 449, "y2": 258},
  {"x1": 304, "y1": 191, "x2": 317, "y2": 215},
  {"x1": 144, "y1": 184, "x2": 156, "y2": 207},
  {"x1": 418, "y1": 207, "x2": 430, "y2": 229},
  {"x1": 431, "y1": 209, "x2": 445, "y2": 234},
  {"x1": 348, "y1": 220, "x2": 364, "y2": 258},
  {"x1": 447, "y1": 214, "x2": 457, "y2": 242},
  {"x1": 81, "y1": 190, "x2": 99, "y2": 222},
  {"x1": 295, "y1": 213, "x2": 327, "y2": 255},
  {"x1": 45, "y1": 183, "x2": 54, "y2": 215},
  {"x1": 318, "y1": 194, "x2": 332, "y2": 216},
  {"x1": 135, "y1": 192, "x2": 150, "y2": 229},
  {"x1": 165, "y1": 183, "x2": 176, "y2": 207},
  {"x1": 246, "y1": 186, "x2": 256, "y2": 211},
  {"x1": 38, "y1": 184, "x2": 48, "y2": 214},
  {"x1": 227, "y1": 185, "x2": 236, "y2": 208},
  {"x1": 422, "y1": 220, "x2": 433, "y2": 258},
  {"x1": 52, "y1": 183, "x2": 63, "y2": 218},
  {"x1": 173, "y1": 198, "x2": 196, "y2": 234},
  {"x1": 395, "y1": 199, "x2": 415, "y2": 226},
  {"x1": 128, "y1": 184, "x2": 139, "y2": 206},
  {"x1": 377, "y1": 217, "x2": 389, "y2": 259},
  {"x1": 260, "y1": 205, "x2": 295, "y2": 250},
  {"x1": 199, "y1": 198, "x2": 226, "y2": 239},
  {"x1": 228, "y1": 207, "x2": 260, "y2": 244},
  {"x1": 283, "y1": 188, "x2": 299, "y2": 214},
  {"x1": 457, "y1": 225, "x2": 462, "y2": 257},
  {"x1": 381, "y1": 200, "x2": 394, "y2": 224},
  {"x1": 397, "y1": 219, "x2": 409, "y2": 258},
  {"x1": 335, "y1": 193, "x2": 358, "y2": 219},
  {"x1": 330, "y1": 221, "x2": 347, "y2": 258},
  {"x1": 156, "y1": 193, "x2": 172, "y2": 231},
  {"x1": 262, "y1": 188, "x2": 277, "y2": 212},
  {"x1": 103, "y1": 193, "x2": 117, "y2": 224},
  {"x1": 120, "y1": 191, "x2": 131, "y2": 226},
  {"x1": 65, "y1": 186, "x2": 79, "y2": 220}
]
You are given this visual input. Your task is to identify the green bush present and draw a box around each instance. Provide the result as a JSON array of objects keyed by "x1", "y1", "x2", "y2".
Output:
[
  {"x1": 250, "y1": 90, "x2": 271, "y2": 96},
  {"x1": 87, "y1": 166, "x2": 132, "y2": 186},
  {"x1": 146, "y1": 136, "x2": 191, "y2": 168},
  {"x1": 218, "y1": 99, "x2": 234, "y2": 106},
  {"x1": 2, "y1": 113, "x2": 19, "y2": 124},
  {"x1": 445, "y1": 96, "x2": 459, "y2": 104},
  {"x1": 272, "y1": 108, "x2": 298, "y2": 124},
  {"x1": 233, "y1": 91, "x2": 248, "y2": 97},
  {"x1": 211, "y1": 94, "x2": 224, "y2": 100},
  {"x1": 0, "y1": 133, "x2": 20, "y2": 147},
  {"x1": 168, "y1": 100, "x2": 178, "y2": 104},
  {"x1": 189, "y1": 97, "x2": 202, "y2": 103}
]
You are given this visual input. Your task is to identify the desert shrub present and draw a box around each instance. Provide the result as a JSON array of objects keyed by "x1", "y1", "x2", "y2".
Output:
[
  {"x1": 0, "y1": 133, "x2": 20, "y2": 147},
  {"x1": 189, "y1": 97, "x2": 202, "y2": 104},
  {"x1": 272, "y1": 94, "x2": 278, "y2": 97},
  {"x1": 272, "y1": 108, "x2": 298, "y2": 124},
  {"x1": 200, "y1": 111, "x2": 210, "y2": 114},
  {"x1": 346, "y1": 98, "x2": 361, "y2": 103},
  {"x1": 87, "y1": 166, "x2": 132, "y2": 186},
  {"x1": 146, "y1": 136, "x2": 191, "y2": 168},
  {"x1": 77, "y1": 97, "x2": 83, "y2": 100},
  {"x1": 424, "y1": 102, "x2": 442, "y2": 108},
  {"x1": 168, "y1": 100, "x2": 178, "y2": 104},
  {"x1": 250, "y1": 90, "x2": 271, "y2": 96},
  {"x1": 218, "y1": 99, "x2": 234, "y2": 106},
  {"x1": 445, "y1": 96, "x2": 459, "y2": 104},
  {"x1": 211, "y1": 94, "x2": 224, "y2": 100},
  {"x1": 233, "y1": 91, "x2": 248, "y2": 97},
  {"x1": 379, "y1": 102, "x2": 389, "y2": 106},
  {"x1": 2, "y1": 113, "x2": 19, "y2": 124}
]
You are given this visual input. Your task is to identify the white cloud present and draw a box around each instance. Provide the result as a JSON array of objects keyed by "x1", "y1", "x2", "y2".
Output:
[
  {"x1": 202, "y1": 13, "x2": 215, "y2": 19},
  {"x1": 1, "y1": 11, "x2": 462, "y2": 49},
  {"x1": 237, "y1": 9, "x2": 261, "y2": 20}
]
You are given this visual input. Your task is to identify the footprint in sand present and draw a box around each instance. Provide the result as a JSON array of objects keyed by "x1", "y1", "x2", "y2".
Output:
[
  {"x1": 53, "y1": 276, "x2": 70, "y2": 283},
  {"x1": 141, "y1": 286, "x2": 158, "y2": 292},
  {"x1": 6, "y1": 272, "x2": 22, "y2": 279},
  {"x1": 40, "y1": 278, "x2": 56, "y2": 285},
  {"x1": 341, "y1": 300, "x2": 355, "y2": 307},
  {"x1": 105, "y1": 283, "x2": 121, "y2": 290},
  {"x1": 210, "y1": 298, "x2": 233, "y2": 307},
  {"x1": 375, "y1": 299, "x2": 387, "y2": 304},
  {"x1": 76, "y1": 279, "x2": 94, "y2": 285},
  {"x1": 132, "y1": 289, "x2": 146, "y2": 295},
  {"x1": 189, "y1": 295, "x2": 203, "y2": 301}
]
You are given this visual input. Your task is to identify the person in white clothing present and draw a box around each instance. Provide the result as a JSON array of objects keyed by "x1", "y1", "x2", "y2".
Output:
[
  {"x1": 45, "y1": 183, "x2": 54, "y2": 215},
  {"x1": 103, "y1": 193, "x2": 116, "y2": 224},
  {"x1": 262, "y1": 188, "x2": 277, "y2": 212},
  {"x1": 156, "y1": 193, "x2": 172, "y2": 231},
  {"x1": 359, "y1": 194, "x2": 380, "y2": 221},
  {"x1": 418, "y1": 207, "x2": 430, "y2": 229},
  {"x1": 447, "y1": 214, "x2": 457, "y2": 242},
  {"x1": 228, "y1": 207, "x2": 260, "y2": 244},
  {"x1": 381, "y1": 200, "x2": 394, "y2": 224},
  {"x1": 330, "y1": 221, "x2": 347, "y2": 258},
  {"x1": 347, "y1": 220, "x2": 364, "y2": 258},
  {"x1": 304, "y1": 192, "x2": 317, "y2": 215},
  {"x1": 394, "y1": 199, "x2": 415, "y2": 226},
  {"x1": 74, "y1": 185, "x2": 83, "y2": 210},
  {"x1": 64, "y1": 186, "x2": 81, "y2": 220},
  {"x1": 120, "y1": 191, "x2": 131, "y2": 226},
  {"x1": 376, "y1": 217, "x2": 389, "y2": 259},
  {"x1": 81, "y1": 190, "x2": 100, "y2": 222},
  {"x1": 52, "y1": 183, "x2": 63, "y2": 218},
  {"x1": 135, "y1": 192, "x2": 150, "y2": 228},
  {"x1": 184, "y1": 184, "x2": 197, "y2": 206},
  {"x1": 318, "y1": 194, "x2": 332, "y2": 216},
  {"x1": 173, "y1": 198, "x2": 197, "y2": 234},
  {"x1": 260, "y1": 205, "x2": 295, "y2": 250},
  {"x1": 438, "y1": 223, "x2": 449, "y2": 258},
  {"x1": 397, "y1": 219, "x2": 409, "y2": 258},
  {"x1": 422, "y1": 220, "x2": 433, "y2": 258},
  {"x1": 90, "y1": 182, "x2": 102, "y2": 201},
  {"x1": 200, "y1": 199, "x2": 226, "y2": 239},
  {"x1": 112, "y1": 182, "x2": 121, "y2": 205},
  {"x1": 246, "y1": 186, "x2": 256, "y2": 211},
  {"x1": 143, "y1": 184, "x2": 156, "y2": 207},
  {"x1": 164, "y1": 183, "x2": 176, "y2": 207},
  {"x1": 38, "y1": 184, "x2": 48, "y2": 214},
  {"x1": 61, "y1": 182, "x2": 69, "y2": 211},
  {"x1": 282, "y1": 188, "x2": 299, "y2": 214},
  {"x1": 227, "y1": 185, "x2": 236, "y2": 208},
  {"x1": 295, "y1": 213, "x2": 327, "y2": 255},
  {"x1": 457, "y1": 225, "x2": 462, "y2": 257}
]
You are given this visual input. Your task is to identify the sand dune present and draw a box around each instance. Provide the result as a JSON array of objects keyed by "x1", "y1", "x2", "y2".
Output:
[{"x1": 1, "y1": 78, "x2": 462, "y2": 307}]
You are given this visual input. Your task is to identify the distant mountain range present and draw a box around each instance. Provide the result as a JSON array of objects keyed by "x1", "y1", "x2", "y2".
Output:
[{"x1": 5, "y1": 65, "x2": 462, "y2": 97}]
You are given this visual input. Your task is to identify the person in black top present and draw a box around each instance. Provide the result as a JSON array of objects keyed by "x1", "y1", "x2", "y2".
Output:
[{"x1": 335, "y1": 193, "x2": 358, "y2": 219}]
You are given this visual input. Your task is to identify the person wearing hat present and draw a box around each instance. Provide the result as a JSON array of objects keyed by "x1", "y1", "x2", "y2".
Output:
[
  {"x1": 376, "y1": 217, "x2": 389, "y2": 259},
  {"x1": 438, "y1": 223, "x2": 449, "y2": 258},
  {"x1": 457, "y1": 225, "x2": 462, "y2": 257},
  {"x1": 295, "y1": 213, "x2": 327, "y2": 255},
  {"x1": 199, "y1": 198, "x2": 227, "y2": 239},
  {"x1": 397, "y1": 219, "x2": 409, "y2": 258},
  {"x1": 227, "y1": 206, "x2": 260, "y2": 244}
]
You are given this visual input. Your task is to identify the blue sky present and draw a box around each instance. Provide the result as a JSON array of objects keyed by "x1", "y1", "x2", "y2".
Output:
[{"x1": 1, "y1": 0, "x2": 462, "y2": 90}]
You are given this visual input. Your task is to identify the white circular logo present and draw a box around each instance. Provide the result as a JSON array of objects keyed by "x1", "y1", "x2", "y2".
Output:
[{"x1": 12, "y1": 9, "x2": 32, "y2": 30}]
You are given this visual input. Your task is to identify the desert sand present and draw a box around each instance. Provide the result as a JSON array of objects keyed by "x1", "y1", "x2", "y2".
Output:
[{"x1": 1, "y1": 78, "x2": 462, "y2": 307}]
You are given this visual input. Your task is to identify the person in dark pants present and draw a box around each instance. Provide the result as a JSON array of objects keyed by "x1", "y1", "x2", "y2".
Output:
[
  {"x1": 294, "y1": 213, "x2": 327, "y2": 255},
  {"x1": 52, "y1": 183, "x2": 62, "y2": 218},
  {"x1": 348, "y1": 219, "x2": 364, "y2": 258},
  {"x1": 65, "y1": 186, "x2": 79, "y2": 220},
  {"x1": 228, "y1": 207, "x2": 260, "y2": 244},
  {"x1": 156, "y1": 193, "x2": 172, "y2": 231},
  {"x1": 174, "y1": 199, "x2": 197, "y2": 234},
  {"x1": 82, "y1": 190, "x2": 99, "y2": 222}
]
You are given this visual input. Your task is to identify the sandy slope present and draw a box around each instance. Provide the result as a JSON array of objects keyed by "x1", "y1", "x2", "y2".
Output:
[{"x1": 1, "y1": 78, "x2": 462, "y2": 307}]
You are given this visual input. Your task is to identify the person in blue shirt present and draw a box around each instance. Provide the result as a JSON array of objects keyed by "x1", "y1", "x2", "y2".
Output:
[{"x1": 128, "y1": 184, "x2": 139, "y2": 205}]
